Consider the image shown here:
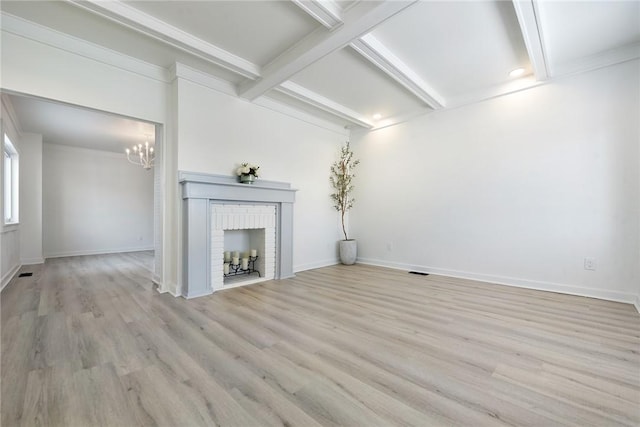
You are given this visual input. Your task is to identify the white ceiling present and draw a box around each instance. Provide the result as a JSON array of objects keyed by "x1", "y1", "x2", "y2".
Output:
[
  {"x1": 6, "y1": 95, "x2": 155, "y2": 153},
  {"x1": 1, "y1": 0, "x2": 639, "y2": 149}
]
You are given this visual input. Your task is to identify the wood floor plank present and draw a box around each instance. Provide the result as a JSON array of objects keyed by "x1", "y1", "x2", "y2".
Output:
[{"x1": 2, "y1": 253, "x2": 639, "y2": 426}]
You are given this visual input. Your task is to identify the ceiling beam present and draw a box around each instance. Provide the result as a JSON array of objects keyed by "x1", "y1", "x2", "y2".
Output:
[
  {"x1": 350, "y1": 34, "x2": 445, "y2": 109},
  {"x1": 65, "y1": 0, "x2": 261, "y2": 80},
  {"x1": 293, "y1": 2, "x2": 443, "y2": 110},
  {"x1": 277, "y1": 81, "x2": 374, "y2": 129},
  {"x1": 291, "y1": 0, "x2": 343, "y2": 30},
  {"x1": 238, "y1": 0, "x2": 417, "y2": 100},
  {"x1": 512, "y1": 0, "x2": 549, "y2": 80}
]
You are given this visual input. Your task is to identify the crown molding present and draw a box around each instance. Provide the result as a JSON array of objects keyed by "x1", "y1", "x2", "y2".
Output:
[
  {"x1": 238, "y1": 0, "x2": 418, "y2": 100},
  {"x1": 435, "y1": 76, "x2": 544, "y2": 111},
  {"x1": 277, "y1": 81, "x2": 373, "y2": 129},
  {"x1": 0, "y1": 12, "x2": 169, "y2": 83},
  {"x1": 170, "y1": 63, "x2": 237, "y2": 96},
  {"x1": 168, "y1": 63, "x2": 347, "y2": 134},
  {"x1": 65, "y1": 0, "x2": 261, "y2": 80},
  {"x1": 361, "y1": 76, "x2": 542, "y2": 134},
  {"x1": 254, "y1": 96, "x2": 349, "y2": 136},
  {"x1": 551, "y1": 42, "x2": 640, "y2": 78}
]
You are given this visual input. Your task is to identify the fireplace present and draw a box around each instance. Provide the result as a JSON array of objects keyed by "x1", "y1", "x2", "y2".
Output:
[
  {"x1": 211, "y1": 204, "x2": 276, "y2": 289},
  {"x1": 180, "y1": 172, "x2": 296, "y2": 299}
]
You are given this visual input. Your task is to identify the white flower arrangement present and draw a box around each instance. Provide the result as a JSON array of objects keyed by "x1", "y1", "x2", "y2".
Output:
[{"x1": 236, "y1": 163, "x2": 260, "y2": 178}]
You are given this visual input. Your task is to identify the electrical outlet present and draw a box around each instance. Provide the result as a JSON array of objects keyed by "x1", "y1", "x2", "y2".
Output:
[{"x1": 584, "y1": 257, "x2": 596, "y2": 271}]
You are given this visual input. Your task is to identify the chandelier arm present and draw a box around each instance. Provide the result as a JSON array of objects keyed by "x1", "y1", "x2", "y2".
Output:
[{"x1": 126, "y1": 153, "x2": 144, "y2": 166}]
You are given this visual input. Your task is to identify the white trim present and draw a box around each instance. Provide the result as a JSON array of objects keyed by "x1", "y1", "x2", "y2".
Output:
[
  {"x1": 350, "y1": 35, "x2": 445, "y2": 109},
  {"x1": 361, "y1": 76, "x2": 543, "y2": 134},
  {"x1": 66, "y1": 0, "x2": 260, "y2": 79},
  {"x1": 0, "y1": 12, "x2": 169, "y2": 83},
  {"x1": 151, "y1": 274, "x2": 182, "y2": 298},
  {"x1": 21, "y1": 258, "x2": 44, "y2": 265},
  {"x1": 294, "y1": 258, "x2": 340, "y2": 273},
  {"x1": 44, "y1": 246, "x2": 155, "y2": 259},
  {"x1": 634, "y1": 295, "x2": 640, "y2": 314},
  {"x1": 253, "y1": 96, "x2": 349, "y2": 136},
  {"x1": 292, "y1": 0, "x2": 343, "y2": 30},
  {"x1": 277, "y1": 81, "x2": 374, "y2": 128},
  {"x1": 446, "y1": 75, "x2": 543, "y2": 110},
  {"x1": 512, "y1": 0, "x2": 549, "y2": 80},
  {"x1": 551, "y1": 42, "x2": 640, "y2": 79},
  {"x1": 1, "y1": 263, "x2": 20, "y2": 292},
  {"x1": 171, "y1": 63, "x2": 236, "y2": 96},
  {"x1": 358, "y1": 257, "x2": 638, "y2": 305},
  {"x1": 1, "y1": 94, "x2": 24, "y2": 137},
  {"x1": 170, "y1": 63, "x2": 348, "y2": 135},
  {"x1": 238, "y1": 0, "x2": 418, "y2": 100}
]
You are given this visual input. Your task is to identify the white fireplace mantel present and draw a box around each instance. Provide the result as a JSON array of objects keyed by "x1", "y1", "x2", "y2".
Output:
[{"x1": 179, "y1": 171, "x2": 297, "y2": 298}]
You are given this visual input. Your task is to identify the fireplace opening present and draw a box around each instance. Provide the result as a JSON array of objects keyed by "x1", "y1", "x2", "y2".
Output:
[{"x1": 223, "y1": 228, "x2": 270, "y2": 287}]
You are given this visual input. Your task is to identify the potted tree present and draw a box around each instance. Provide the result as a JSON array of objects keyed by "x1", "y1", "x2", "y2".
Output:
[{"x1": 330, "y1": 141, "x2": 360, "y2": 265}]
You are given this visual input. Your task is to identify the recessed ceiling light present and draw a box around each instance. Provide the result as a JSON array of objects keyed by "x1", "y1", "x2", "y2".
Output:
[
  {"x1": 373, "y1": 113, "x2": 382, "y2": 120},
  {"x1": 509, "y1": 68, "x2": 525, "y2": 78}
]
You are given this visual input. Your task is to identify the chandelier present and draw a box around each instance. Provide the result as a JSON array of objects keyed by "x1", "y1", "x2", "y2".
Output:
[{"x1": 125, "y1": 140, "x2": 155, "y2": 170}]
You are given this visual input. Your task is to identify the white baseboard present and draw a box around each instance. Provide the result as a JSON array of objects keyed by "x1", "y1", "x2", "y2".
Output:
[
  {"x1": 1, "y1": 264, "x2": 21, "y2": 292},
  {"x1": 44, "y1": 246, "x2": 155, "y2": 259},
  {"x1": 358, "y1": 257, "x2": 637, "y2": 305},
  {"x1": 634, "y1": 295, "x2": 640, "y2": 314},
  {"x1": 294, "y1": 258, "x2": 340, "y2": 273},
  {"x1": 153, "y1": 276, "x2": 182, "y2": 297},
  {"x1": 21, "y1": 257, "x2": 44, "y2": 265}
]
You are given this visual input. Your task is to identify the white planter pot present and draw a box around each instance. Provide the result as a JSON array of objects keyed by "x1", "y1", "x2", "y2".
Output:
[{"x1": 339, "y1": 239, "x2": 357, "y2": 265}]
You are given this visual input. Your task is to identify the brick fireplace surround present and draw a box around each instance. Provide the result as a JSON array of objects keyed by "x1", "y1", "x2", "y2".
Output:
[{"x1": 180, "y1": 172, "x2": 297, "y2": 299}]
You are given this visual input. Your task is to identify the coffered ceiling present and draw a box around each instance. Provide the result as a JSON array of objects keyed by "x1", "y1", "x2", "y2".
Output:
[{"x1": 2, "y1": 0, "x2": 639, "y2": 136}]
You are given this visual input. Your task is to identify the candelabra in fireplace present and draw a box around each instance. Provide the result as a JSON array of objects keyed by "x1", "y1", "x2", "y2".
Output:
[{"x1": 224, "y1": 256, "x2": 261, "y2": 278}]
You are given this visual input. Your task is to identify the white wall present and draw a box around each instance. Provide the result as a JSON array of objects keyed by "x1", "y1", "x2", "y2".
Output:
[
  {"x1": 1, "y1": 96, "x2": 23, "y2": 289},
  {"x1": 351, "y1": 60, "x2": 640, "y2": 303},
  {"x1": 176, "y1": 78, "x2": 347, "y2": 272},
  {"x1": 20, "y1": 132, "x2": 43, "y2": 264},
  {"x1": 1, "y1": 27, "x2": 177, "y2": 292},
  {"x1": 43, "y1": 144, "x2": 154, "y2": 257}
]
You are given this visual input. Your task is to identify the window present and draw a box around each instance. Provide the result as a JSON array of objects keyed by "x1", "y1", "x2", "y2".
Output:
[{"x1": 4, "y1": 133, "x2": 18, "y2": 224}]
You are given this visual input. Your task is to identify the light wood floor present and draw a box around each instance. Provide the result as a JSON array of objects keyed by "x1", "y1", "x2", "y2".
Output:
[{"x1": 2, "y1": 252, "x2": 639, "y2": 426}]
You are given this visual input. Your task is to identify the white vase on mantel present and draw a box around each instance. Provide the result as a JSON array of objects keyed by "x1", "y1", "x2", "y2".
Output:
[{"x1": 339, "y1": 239, "x2": 357, "y2": 265}]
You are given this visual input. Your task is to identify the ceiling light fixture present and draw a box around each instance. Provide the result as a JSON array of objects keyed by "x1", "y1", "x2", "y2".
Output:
[
  {"x1": 373, "y1": 113, "x2": 382, "y2": 120},
  {"x1": 509, "y1": 68, "x2": 525, "y2": 78},
  {"x1": 125, "y1": 139, "x2": 155, "y2": 170}
]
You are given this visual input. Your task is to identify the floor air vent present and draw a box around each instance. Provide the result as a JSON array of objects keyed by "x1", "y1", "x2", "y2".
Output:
[
  {"x1": 19, "y1": 272, "x2": 33, "y2": 277},
  {"x1": 408, "y1": 271, "x2": 429, "y2": 276}
]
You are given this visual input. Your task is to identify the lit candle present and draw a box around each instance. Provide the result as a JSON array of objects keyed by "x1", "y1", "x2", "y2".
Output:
[
  {"x1": 223, "y1": 263, "x2": 230, "y2": 274},
  {"x1": 241, "y1": 258, "x2": 249, "y2": 270},
  {"x1": 224, "y1": 251, "x2": 231, "y2": 262},
  {"x1": 232, "y1": 256, "x2": 239, "y2": 265},
  {"x1": 232, "y1": 251, "x2": 240, "y2": 258},
  {"x1": 250, "y1": 249, "x2": 257, "y2": 257}
]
